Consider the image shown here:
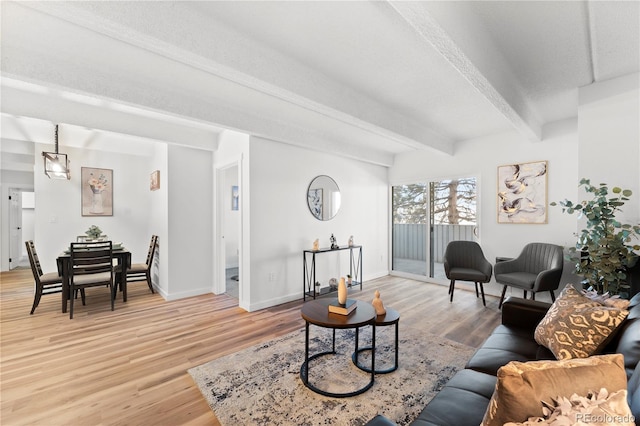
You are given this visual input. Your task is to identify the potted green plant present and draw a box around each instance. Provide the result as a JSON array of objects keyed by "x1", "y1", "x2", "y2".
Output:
[
  {"x1": 551, "y1": 179, "x2": 640, "y2": 295},
  {"x1": 85, "y1": 225, "x2": 103, "y2": 240}
]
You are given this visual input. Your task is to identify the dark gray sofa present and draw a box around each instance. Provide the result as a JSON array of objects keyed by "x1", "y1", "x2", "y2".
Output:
[{"x1": 367, "y1": 293, "x2": 640, "y2": 426}]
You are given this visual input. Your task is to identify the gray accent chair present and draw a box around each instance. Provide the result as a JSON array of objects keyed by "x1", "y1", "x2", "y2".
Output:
[
  {"x1": 494, "y1": 242, "x2": 563, "y2": 308},
  {"x1": 444, "y1": 240, "x2": 493, "y2": 306}
]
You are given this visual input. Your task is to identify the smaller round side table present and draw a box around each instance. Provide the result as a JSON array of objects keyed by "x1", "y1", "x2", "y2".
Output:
[{"x1": 352, "y1": 307, "x2": 400, "y2": 374}]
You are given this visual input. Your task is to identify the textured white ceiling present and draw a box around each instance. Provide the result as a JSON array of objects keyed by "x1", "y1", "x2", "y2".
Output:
[{"x1": 1, "y1": 1, "x2": 638, "y2": 167}]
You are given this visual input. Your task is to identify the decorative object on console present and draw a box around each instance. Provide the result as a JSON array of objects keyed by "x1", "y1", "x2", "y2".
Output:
[
  {"x1": 314, "y1": 281, "x2": 321, "y2": 295},
  {"x1": 312, "y1": 239, "x2": 319, "y2": 251},
  {"x1": 328, "y1": 299, "x2": 356, "y2": 315},
  {"x1": 81, "y1": 167, "x2": 113, "y2": 216},
  {"x1": 329, "y1": 277, "x2": 338, "y2": 292},
  {"x1": 551, "y1": 178, "x2": 640, "y2": 296},
  {"x1": 372, "y1": 290, "x2": 386, "y2": 316},
  {"x1": 347, "y1": 274, "x2": 352, "y2": 286},
  {"x1": 348, "y1": 235, "x2": 354, "y2": 247},
  {"x1": 497, "y1": 160, "x2": 547, "y2": 224},
  {"x1": 330, "y1": 233, "x2": 339, "y2": 249},
  {"x1": 338, "y1": 277, "x2": 347, "y2": 304},
  {"x1": 534, "y1": 284, "x2": 629, "y2": 360}
]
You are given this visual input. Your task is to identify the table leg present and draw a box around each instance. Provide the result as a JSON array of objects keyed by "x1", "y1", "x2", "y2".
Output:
[
  {"x1": 120, "y1": 252, "x2": 130, "y2": 302},
  {"x1": 304, "y1": 321, "x2": 310, "y2": 382},
  {"x1": 371, "y1": 323, "x2": 375, "y2": 382},
  {"x1": 60, "y1": 259, "x2": 69, "y2": 313},
  {"x1": 394, "y1": 321, "x2": 399, "y2": 371},
  {"x1": 354, "y1": 327, "x2": 359, "y2": 365}
]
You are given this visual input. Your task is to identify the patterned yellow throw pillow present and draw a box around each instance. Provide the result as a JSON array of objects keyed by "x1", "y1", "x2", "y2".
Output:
[{"x1": 534, "y1": 284, "x2": 629, "y2": 359}]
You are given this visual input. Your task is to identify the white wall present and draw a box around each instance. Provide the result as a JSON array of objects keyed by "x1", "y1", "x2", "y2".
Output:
[
  {"x1": 391, "y1": 126, "x2": 579, "y2": 259},
  {"x1": 390, "y1": 125, "x2": 579, "y2": 296},
  {"x1": 388, "y1": 73, "x2": 640, "y2": 298},
  {"x1": 247, "y1": 137, "x2": 389, "y2": 311},
  {"x1": 165, "y1": 144, "x2": 214, "y2": 300},
  {"x1": 147, "y1": 144, "x2": 168, "y2": 293},
  {"x1": 578, "y1": 73, "x2": 640, "y2": 227}
]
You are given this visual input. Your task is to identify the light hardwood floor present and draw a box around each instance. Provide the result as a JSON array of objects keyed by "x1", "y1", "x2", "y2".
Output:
[{"x1": 1, "y1": 269, "x2": 501, "y2": 425}]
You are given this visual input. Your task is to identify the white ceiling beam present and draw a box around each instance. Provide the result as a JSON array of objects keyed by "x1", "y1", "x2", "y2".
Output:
[
  {"x1": 1, "y1": 77, "x2": 220, "y2": 152},
  {"x1": 387, "y1": 1, "x2": 542, "y2": 142},
  {"x1": 15, "y1": 1, "x2": 451, "y2": 157}
]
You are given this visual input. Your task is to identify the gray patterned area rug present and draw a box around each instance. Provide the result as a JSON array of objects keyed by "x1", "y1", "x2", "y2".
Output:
[{"x1": 188, "y1": 325, "x2": 475, "y2": 426}]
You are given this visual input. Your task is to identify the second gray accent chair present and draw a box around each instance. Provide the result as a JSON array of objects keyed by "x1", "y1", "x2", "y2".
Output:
[{"x1": 494, "y1": 242, "x2": 564, "y2": 308}]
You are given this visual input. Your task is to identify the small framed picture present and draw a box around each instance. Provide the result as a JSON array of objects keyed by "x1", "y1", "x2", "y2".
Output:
[{"x1": 150, "y1": 170, "x2": 160, "y2": 191}]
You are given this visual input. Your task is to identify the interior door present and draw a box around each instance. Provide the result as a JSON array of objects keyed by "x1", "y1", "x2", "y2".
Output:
[{"x1": 9, "y1": 189, "x2": 22, "y2": 270}]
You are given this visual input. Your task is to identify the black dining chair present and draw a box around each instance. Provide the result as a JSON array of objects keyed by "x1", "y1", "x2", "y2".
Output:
[
  {"x1": 114, "y1": 235, "x2": 157, "y2": 301},
  {"x1": 25, "y1": 240, "x2": 63, "y2": 314},
  {"x1": 69, "y1": 241, "x2": 115, "y2": 319},
  {"x1": 443, "y1": 240, "x2": 493, "y2": 306}
]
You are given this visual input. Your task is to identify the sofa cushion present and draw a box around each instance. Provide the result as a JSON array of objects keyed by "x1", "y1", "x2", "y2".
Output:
[
  {"x1": 480, "y1": 353, "x2": 628, "y2": 426},
  {"x1": 465, "y1": 325, "x2": 547, "y2": 375},
  {"x1": 534, "y1": 284, "x2": 629, "y2": 359},
  {"x1": 411, "y1": 369, "x2": 496, "y2": 426}
]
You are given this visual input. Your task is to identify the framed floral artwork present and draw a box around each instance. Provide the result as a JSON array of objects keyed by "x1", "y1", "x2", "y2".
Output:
[
  {"x1": 497, "y1": 160, "x2": 547, "y2": 224},
  {"x1": 82, "y1": 167, "x2": 113, "y2": 216}
]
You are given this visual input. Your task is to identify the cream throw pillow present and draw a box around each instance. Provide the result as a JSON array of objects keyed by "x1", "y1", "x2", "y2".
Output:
[
  {"x1": 504, "y1": 388, "x2": 634, "y2": 426},
  {"x1": 480, "y1": 354, "x2": 628, "y2": 426},
  {"x1": 534, "y1": 284, "x2": 628, "y2": 359}
]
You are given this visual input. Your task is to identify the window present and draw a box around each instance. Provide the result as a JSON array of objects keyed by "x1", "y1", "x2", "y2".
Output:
[{"x1": 392, "y1": 177, "x2": 477, "y2": 279}]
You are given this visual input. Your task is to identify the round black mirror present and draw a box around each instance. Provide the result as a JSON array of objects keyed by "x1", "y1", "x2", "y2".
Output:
[{"x1": 307, "y1": 175, "x2": 341, "y2": 221}]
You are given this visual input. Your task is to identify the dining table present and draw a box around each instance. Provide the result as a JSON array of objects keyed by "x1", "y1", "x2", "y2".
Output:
[{"x1": 56, "y1": 244, "x2": 131, "y2": 313}]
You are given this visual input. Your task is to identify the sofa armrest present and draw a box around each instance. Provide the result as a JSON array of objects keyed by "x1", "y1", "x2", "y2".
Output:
[
  {"x1": 364, "y1": 415, "x2": 397, "y2": 426},
  {"x1": 501, "y1": 297, "x2": 551, "y2": 330}
]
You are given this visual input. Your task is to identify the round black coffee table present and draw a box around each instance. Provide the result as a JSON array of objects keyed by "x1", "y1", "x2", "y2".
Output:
[
  {"x1": 300, "y1": 299, "x2": 376, "y2": 397},
  {"x1": 352, "y1": 307, "x2": 400, "y2": 374}
]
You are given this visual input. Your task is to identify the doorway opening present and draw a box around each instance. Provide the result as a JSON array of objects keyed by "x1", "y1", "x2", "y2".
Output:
[
  {"x1": 214, "y1": 159, "x2": 243, "y2": 305},
  {"x1": 223, "y1": 166, "x2": 240, "y2": 300}
]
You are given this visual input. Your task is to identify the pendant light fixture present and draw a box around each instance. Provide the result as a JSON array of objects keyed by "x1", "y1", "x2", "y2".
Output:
[{"x1": 42, "y1": 124, "x2": 70, "y2": 180}]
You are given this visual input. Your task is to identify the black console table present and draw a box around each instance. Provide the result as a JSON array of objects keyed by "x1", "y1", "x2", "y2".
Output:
[{"x1": 303, "y1": 245, "x2": 362, "y2": 301}]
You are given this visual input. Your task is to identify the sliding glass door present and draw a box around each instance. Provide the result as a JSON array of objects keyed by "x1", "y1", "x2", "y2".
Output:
[{"x1": 392, "y1": 177, "x2": 478, "y2": 279}]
